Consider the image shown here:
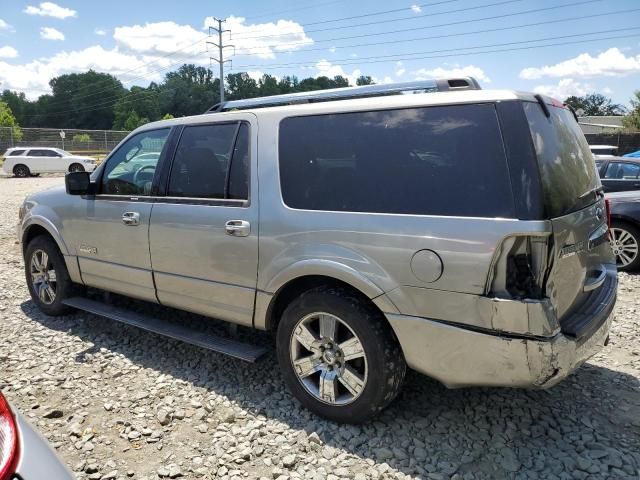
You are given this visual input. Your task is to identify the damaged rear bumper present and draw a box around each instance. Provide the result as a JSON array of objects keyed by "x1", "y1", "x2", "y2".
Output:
[{"x1": 386, "y1": 302, "x2": 614, "y2": 389}]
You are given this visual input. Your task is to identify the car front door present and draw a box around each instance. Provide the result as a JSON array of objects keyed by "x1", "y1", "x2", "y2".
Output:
[
  {"x1": 70, "y1": 128, "x2": 171, "y2": 301},
  {"x1": 601, "y1": 161, "x2": 640, "y2": 192},
  {"x1": 149, "y1": 116, "x2": 259, "y2": 327}
]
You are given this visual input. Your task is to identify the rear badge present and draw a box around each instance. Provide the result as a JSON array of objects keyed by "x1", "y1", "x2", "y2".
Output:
[{"x1": 78, "y1": 244, "x2": 98, "y2": 255}]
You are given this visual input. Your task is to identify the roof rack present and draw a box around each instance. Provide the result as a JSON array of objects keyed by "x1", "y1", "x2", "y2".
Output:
[{"x1": 206, "y1": 77, "x2": 481, "y2": 113}]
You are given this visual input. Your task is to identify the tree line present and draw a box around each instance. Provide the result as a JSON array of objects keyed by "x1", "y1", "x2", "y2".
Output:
[
  {"x1": 0, "y1": 63, "x2": 639, "y2": 132},
  {"x1": 0, "y1": 64, "x2": 374, "y2": 131}
]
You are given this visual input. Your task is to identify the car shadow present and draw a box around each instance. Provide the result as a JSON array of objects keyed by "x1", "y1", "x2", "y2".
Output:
[{"x1": 19, "y1": 298, "x2": 640, "y2": 479}]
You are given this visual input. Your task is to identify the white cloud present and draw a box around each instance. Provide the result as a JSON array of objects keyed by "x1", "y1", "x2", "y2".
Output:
[
  {"x1": 411, "y1": 5, "x2": 422, "y2": 13},
  {"x1": 114, "y1": 21, "x2": 204, "y2": 57},
  {"x1": 532, "y1": 78, "x2": 594, "y2": 99},
  {"x1": 0, "y1": 46, "x2": 18, "y2": 58},
  {"x1": 40, "y1": 27, "x2": 64, "y2": 41},
  {"x1": 204, "y1": 16, "x2": 313, "y2": 59},
  {"x1": 520, "y1": 48, "x2": 640, "y2": 80},
  {"x1": 24, "y1": 2, "x2": 77, "y2": 19},
  {"x1": 395, "y1": 61, "x2": 406, "y2": 77},
  {"x1": 0, "y1": 19, "x2": 12, "y2": 31},
  {"x1": 315, "y1": 59, "x2": 363, "y2": 86},
  {"x1": 0, "y1": 46, "x2": 163, "y2": 99},
  {"x1": 329, "y1": 47, "x2": 336, "y2": 53},
  {"x1": 413, "y1": 65, "x2": 491, "y2": 83},
  {"x1": 94, "y1": 28, "x2": 107, "y2": 36}
]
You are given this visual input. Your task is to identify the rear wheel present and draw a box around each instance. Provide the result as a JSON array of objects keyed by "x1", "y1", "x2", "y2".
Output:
[
  {"x1": 276, "y1": 286, "x2": 406, "y2": 423},
  {"x1": 13, "y1": 164, "x2": 30, "y2": 178},
  {"x1": 610, "y1": 222, "x2": 640, "y2": 271},
  {"x1": 24, "y1": 236, "x2": 75, "y2": 316},
  {"x1": 69, "y1": 163, "x2": 84, "y2": 173}
]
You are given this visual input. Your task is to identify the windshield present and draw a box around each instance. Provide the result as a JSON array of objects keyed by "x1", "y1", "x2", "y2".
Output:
[{"x1": 523, "y1": 101, "x2": 600, "y2": 218}]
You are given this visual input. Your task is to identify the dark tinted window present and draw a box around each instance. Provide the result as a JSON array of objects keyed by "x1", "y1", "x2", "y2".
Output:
[
  {"x1": 523, "y1": 102, "x2": 599, "y2": 217},
  {"x1": 29, "y1": 149, "x2": 60, "y2": 157},
  {"x1": 279, "y1": 104, "x2": 514, "y2": 217},
  {"x1": 604, "y1": 162, "x2": 640, "y2": 179},
  {"x1": 8, "y1": 150, "x2": 25, "y2": 156},
  {"x1": 101, "y1": 129, "x2": 169, "y2": 195},
  {"x1": 168, "y1": 122, "x2": 249, "y2": 200}
]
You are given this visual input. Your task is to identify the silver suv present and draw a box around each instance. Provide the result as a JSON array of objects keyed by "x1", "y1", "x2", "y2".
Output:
[{"x1": 18, "y1": 79, "x2": 617, "y2": 423}]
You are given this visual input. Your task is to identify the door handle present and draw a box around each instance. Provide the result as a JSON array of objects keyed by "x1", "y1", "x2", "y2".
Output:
[
  {"x1": 225, "y1": 220, "x2": 250, "y2": 237},
  {"x1": 122, "y1": 211, "x2": 140, "y2": 226}
]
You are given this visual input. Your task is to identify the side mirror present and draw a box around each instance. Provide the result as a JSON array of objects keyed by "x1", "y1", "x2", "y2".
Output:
[{"x1": 65, "y1": 171, "x2": 91, "y2": 195}]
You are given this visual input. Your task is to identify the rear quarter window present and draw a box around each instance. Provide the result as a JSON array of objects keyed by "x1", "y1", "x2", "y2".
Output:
[{"x1": 278, "y1": 103, "x2": 515, "y2": 217}]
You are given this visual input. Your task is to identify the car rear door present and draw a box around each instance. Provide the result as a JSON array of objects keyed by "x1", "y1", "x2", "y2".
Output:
[{"x1": 149, "y1": 114, "x2": 259, "y2": 327}]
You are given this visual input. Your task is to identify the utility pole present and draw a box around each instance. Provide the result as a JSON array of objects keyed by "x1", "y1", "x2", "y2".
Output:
[{"x1": 208, "y1": 18, "x2": 233, "y2": 103}]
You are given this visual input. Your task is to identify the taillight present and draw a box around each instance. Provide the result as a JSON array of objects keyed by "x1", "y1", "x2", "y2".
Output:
[
  {"x1": 605, "y1": 198, "x2": 612, "y2": 229},
  {"x1": 0, "y1": 393, "x2": 19, "y2": 480}
]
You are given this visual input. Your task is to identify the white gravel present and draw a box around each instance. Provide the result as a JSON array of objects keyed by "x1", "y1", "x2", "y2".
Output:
[{"x1": 1, "y1": 176, "x2": 639, "y2": 480}]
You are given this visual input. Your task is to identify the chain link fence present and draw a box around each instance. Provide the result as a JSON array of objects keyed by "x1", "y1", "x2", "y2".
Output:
[{"x1": 0, "y1": 127, "x2": 130, "y2": 160}]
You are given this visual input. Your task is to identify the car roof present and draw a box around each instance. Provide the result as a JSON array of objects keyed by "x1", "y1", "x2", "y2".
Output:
[
  {"x1": 600, "y1": 156, "x2": 640, "y2": 163},
  {"x1": 137, "y1": 88, "x2": 541, "y2": 132},
  {"x1": 590, "y1": 145, "x2": 618, "y2": 149}
]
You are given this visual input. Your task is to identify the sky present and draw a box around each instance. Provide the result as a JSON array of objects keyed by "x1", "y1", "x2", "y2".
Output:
[{"x1": 0, "y1": 0, "x2": 639, "y2": 107}]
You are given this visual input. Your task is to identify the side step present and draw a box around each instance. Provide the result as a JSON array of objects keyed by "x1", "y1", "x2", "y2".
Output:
[{"x1": 62, "y1": 297, "x2": 268, "y2": 362}]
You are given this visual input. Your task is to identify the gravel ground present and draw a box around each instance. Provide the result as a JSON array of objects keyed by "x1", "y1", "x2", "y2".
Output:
[{"x1": 1, "y1": 176, "x2": 639, "y2": 480}]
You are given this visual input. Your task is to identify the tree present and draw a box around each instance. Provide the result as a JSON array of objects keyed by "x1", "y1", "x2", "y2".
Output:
[
  {"x1": 258, "y1": 74, "x2": 280, "y2": 96},
  {"x1": 159, "y1": 64, "x2": 219, "y2": 117},
  {"x1": 113, "y1": 86, "x2": 160, "y2": 130},
  {"x1": 122, "y1": 111, "x2": 150, "y2": 131},
  {"x1": 162, "y1": 113, "x2": 174, "y2": 120},
  {"x1": 564, "y1": 93, "x2": 625, "y2": 116},
  {"x1": 356, "y1": 75, "x2": 374, "y2": 86},
  {"x1": 623, "y1": 90, "x2": 640, "y2": 131},
  {"x1": 225, "y1": 72, "x2": 259, "y2": 100},
  {"x1": 0, "y1": 101, "x2": 23, "y2": 142},
  {"x1": 72, "y1": 133, "x2": 91, "y2": 143}
]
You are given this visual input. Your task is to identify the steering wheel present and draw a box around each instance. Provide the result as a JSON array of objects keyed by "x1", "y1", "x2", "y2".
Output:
[{"x1": 133, "y1": 164, "x2": 156, "y2": 185}]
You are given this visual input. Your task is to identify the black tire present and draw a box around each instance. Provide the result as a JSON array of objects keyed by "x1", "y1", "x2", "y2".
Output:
[
  {"x1": 13, "y1": 164, "x2": 30, "y2": 178},
  {"x1": 610, "y1": 221, "x2": 640, "y2": 272},
  {"x1": 276, "y1": 286, "x2": 406, "y2": 424},
  {"x1": 24, "y1": 236, "x2": 76, "y2": 316},
  {"x1": 69, "y1": 163, "x2": 84, "y2": 173}
]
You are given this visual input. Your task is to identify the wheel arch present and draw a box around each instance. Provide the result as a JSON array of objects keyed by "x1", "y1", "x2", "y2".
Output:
[
  {"x1": 259, "y1": 273, "x2": 398, "y2": 331},
  {"x1": 22, "y1": 219, "x2": 69, "y2": 257}
]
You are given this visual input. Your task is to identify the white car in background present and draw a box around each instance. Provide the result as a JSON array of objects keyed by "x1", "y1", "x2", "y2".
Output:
[{"x1": 2, "y1": 147, "x2": 97, "y2": 177}]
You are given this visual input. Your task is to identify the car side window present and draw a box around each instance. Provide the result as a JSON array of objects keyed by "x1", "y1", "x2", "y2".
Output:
[
  {"x1": 167, "y1": 122, "x2": 249, "y2": 200},
  {"x1": 604, "y1": 162, "x2": 640, "y2": 180},
  {"x1": 101, "y1": 128, "x2": 169, "y2": 196},
  {"x1": 29, "y1": 149, "x2": 59, "y2": 157},
  {"x1": 8, "y1": 149, "x2": 25, "y2": 156}
]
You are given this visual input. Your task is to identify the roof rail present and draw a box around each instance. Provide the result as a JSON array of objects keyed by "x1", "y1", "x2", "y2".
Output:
[{"x1": 206, "y1": 77, "x2": 481, "y2": 113}]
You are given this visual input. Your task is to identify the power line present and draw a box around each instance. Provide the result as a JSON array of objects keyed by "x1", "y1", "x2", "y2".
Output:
[
  {"x1": 232, "y1": 7, "x2": 639, "y2": 57},
  {"x1": 230, "y1": 0, "x2": 530, "y2": 40},
  {"x1": 241, "y1": 1, "x2": 343, "y2": 22},
  {"x1": 232, "y1": 32, "x2": 640, "y2": 71},
  {"x1": 230, "y1": 0, "x2": 602, "y2": 49}
]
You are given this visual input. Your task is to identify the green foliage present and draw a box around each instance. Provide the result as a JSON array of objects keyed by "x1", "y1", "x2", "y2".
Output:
[
  {"x1": 1, "y1": 64, "x2": 380, "y2": 130},
  {"x1": 564, "y1": 93, "x2": 625, "y2": 116},
  {"x1": 123, "y1": 111, "x2": 150, "y2": 131},
  {"x1": 0, "y1": 101, "x2": 23, "y2": 141},
  {"x1": 72, "y1": 133, "x2": 91, "y2": 143},
  {"x1": 623, "y1": 91, "x2": 640, "y2": 131},
  {"x1": 162, "y1": 113, "x2": 174, "y2": 120}
]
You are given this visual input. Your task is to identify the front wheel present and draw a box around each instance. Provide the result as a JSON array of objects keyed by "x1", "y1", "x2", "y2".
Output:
[
  {"x1": 610, "y1": 222, "x2": 640, "y2": 271},
  {"x1": 25, "y1": 236, "x2": 76, "y2": 316},
  {"x1": 276, "y1": 287, "x2": 406, "y2": 423},
  {"x1": 69, "y1": 163, "x2": 84, "y2": 173}
]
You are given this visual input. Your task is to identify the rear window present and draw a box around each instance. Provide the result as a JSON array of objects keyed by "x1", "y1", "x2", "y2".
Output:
[
  {"x1": 523, "y1": 102, "x2": 600, "y2": 218},
  {"x1": 278, "y1": 104, "x2": 515, "y2": 217},
  {"x1": 7, "y1": 149, "x2": 25, "y2": 156}
]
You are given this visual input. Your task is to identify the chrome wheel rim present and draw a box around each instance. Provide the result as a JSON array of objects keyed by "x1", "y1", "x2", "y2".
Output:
[
  {"x1": 30, "y1": 249, "x2": 57, "y2": 305},
  {"x1": 610, "y1": 227, "x2": 639, "y2": 267},
  {"x1": 290, "y1": 312, "x2": 368, "y2": 405},
  {"x1": 70, "y1": 164, "x2": 83, "y2": 172}
]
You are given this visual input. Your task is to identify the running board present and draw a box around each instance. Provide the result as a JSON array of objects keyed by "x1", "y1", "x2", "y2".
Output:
[{"x1": 62, "y1": 297, "x2": 268, "y2": 362}]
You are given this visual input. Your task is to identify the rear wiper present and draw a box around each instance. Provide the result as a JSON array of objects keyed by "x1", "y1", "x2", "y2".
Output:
[{"x1": 578, "y1": 185, "x2": 604, "y2": 199}]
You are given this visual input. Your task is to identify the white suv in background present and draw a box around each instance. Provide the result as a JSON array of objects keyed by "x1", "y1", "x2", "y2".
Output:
[{"x1": 2, "y1": 147, "x2": 97, "y2": 177}]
